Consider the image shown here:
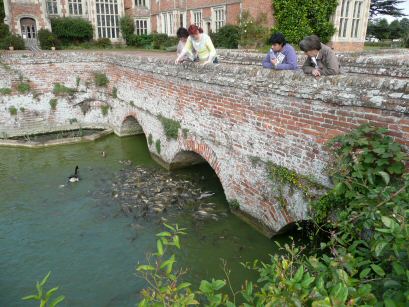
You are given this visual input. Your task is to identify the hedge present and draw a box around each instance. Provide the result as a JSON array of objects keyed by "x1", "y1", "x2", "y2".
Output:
[{"x1": 51, "y1": 17, "x2": 93, "y2": 44}]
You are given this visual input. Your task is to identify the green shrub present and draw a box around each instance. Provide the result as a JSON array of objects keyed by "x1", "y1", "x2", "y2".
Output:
[
  {"x1": 272, "y1": 0, "x2": 337, "y2": 44},
  {"x1": 51, "y1": 17, "x2": 93, "y2": 45},
  {"x1": 8, "y1": 106, "x2": 17, "y2": 115},
  {"x1": 94, "y1": 73, "x2": 109, "y2": 87},
  {"x1": 127, "y1": 34, "x2": 153, "y2": 48},
  {"x1": 101, "y1": 105, "x2": 110, "y2": 116},
  {"x1": 1, "y1": 34, "x2": 25, "y2": 50},
  {"x1": 22, "y1": 272, "x2": 65, "y2": 307},
  {"x1": 49, "y1": 98, "x2": 58, "y2": 110},
  {"x1": 38, "y1": 29, "x2": 61, "y2": 50},
  {"x1": 211, "y1": 25, "x2": 240, "y2": 49},
  {"x1": 158, "y1": 115, "x2": 181, "y2": 140},
  {"x1": 94, "y1": 38, "x2": 111, "y2": 48},
  {"x1": 152, "y1": 33, "x2": 177, "y2": 49},
  {"x1": 238, "y1": 11, "x2": 270, "y2": 48},
  {"x1": 119, "y1": 16, "x2": 135, "y2": 42},
  {"x1": 17, "y1": 82, "x2": 30, "y2": 93},
  {"x1": 53, "y1": 83, "x2": 75, "y2": 95},
  {"x1": 0, "y1": 88, "x2": 12, "y2": 95},
  {"x1": 0, "y1": 23, "x2": 9, "y2": 39}
]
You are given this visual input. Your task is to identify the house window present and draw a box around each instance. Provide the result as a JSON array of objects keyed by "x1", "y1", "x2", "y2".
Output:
[
  {"x1": 135, "y1": 0, "x2": 146, "y2": 7},
  {"x1": 351, "y1": 1, "x2": 363, "y2": 38},
  {"x1": 135, "y1": 19, "x2": 148, "y2": 35},
  {"x1": 338, "y1": 0, "x2": 351, "y2": 38},
  {"x1": 68, "y1": 0, "x2": 83, "y2": 15},
  {"x1": 96, "y1": 0, "x2": 120, "y2": 39},
  {"x1": 193, "y1": 10, "x2": 202, "y2": 28},
  {"x1": 47, "y1": 0, "x2": 58, "y2": 15},
  {"x1": 179, "y1": 13, "x2": 184, "y2": 27},
  {"x1": 161, "y1": 12, "x2": 175, "y2": 36},
  {"x1": 214, "y1": 7, "x2": 225, "y2": 32}
]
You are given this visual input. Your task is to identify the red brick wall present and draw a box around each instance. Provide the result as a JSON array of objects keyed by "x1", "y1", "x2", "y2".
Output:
[
  {"x1": 9, "y1": 3, "x2": 47, "y2": 33},
  {"x1": 330, "y1": 41, "x2": 365, "y2": 52},
  {"x1": 242, "y1": 0, "x2": 274, "y2": 27}
]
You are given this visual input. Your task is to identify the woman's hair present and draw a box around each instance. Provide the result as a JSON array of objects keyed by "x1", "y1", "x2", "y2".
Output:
[
  {"x1": 188, "y1": 24, "x2": 203, "y2": 35},
  {"x1": 177, "y1": 27, "x2": 189, "y2": 39},
  {"x1": 299, "y1": 35, "x2": 322, "y2": 52},
  {"x1": 269, "y1": 33, "x2": 286, "y2": 46}
]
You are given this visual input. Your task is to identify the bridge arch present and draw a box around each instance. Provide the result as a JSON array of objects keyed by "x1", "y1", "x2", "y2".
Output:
[{"x1": 116, "y1": 114, "x2": 145, "y2": 137}]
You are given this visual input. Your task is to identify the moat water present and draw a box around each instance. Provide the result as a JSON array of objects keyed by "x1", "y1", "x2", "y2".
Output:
[{"x1": 0, "y1": 134, "x2": 301, "y2": 306}]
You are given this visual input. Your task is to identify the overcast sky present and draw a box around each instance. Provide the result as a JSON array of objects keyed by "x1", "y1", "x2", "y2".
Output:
[{"x1": 382, "y1": 0, "x2": 409, "y2": 21}]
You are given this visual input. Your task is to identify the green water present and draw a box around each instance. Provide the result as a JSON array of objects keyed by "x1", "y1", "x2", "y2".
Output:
[{"x1": 0, "y1": 135, "x2": 298, "y2": 306}]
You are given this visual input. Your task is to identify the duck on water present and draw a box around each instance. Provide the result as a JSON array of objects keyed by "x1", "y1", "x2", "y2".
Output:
[{"x1": 68, "y1": 166, "x2": 80, "y2": 183}]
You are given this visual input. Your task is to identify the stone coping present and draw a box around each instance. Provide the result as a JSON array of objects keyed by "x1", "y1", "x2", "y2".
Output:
[
  {"x1": 0, "y1": 129, "x2": 113, "y2": 148},
  {"x1": 1, "y1": 51, "x2": 408, "y2": 114}
]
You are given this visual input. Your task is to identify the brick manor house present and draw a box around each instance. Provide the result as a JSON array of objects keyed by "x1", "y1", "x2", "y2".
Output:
[{"x1": 2, "y1": 0, "x2": 371, "y2": 51}]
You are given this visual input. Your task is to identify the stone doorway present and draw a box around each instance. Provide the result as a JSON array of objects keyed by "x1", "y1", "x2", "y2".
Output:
[{"x1": 20, "y1": 18, "x2": 37, "y2": 39}]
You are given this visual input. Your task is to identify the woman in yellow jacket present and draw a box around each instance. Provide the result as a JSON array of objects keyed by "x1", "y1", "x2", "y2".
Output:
[{"x1": 175, "y1": 25, "x2": 218, "y2": 65}]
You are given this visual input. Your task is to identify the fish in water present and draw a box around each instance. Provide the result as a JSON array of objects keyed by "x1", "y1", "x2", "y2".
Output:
[{"x1": 68, "y1": 166, "x2": 80, "y2": 183}]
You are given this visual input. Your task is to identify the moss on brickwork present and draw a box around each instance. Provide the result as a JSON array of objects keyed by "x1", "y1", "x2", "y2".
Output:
[
  {"x1": 9, "y1": 106, "x2": 17, "y2": 116},
  {"x1": 19, "y1": 107, "x2": 25, "y2": 112},
  {"x1": 155, "y1": 139, "x2": 161, "y2": 154},
  {"x1": 101, "y1": 105, "x2": 110, "y2": 116},
  {"x1": 148, "y1": 133, "x2": 153, "y2": 146},
  {"x1": 158, "y1": 115, "x2": 181, "y2": 140},
  {"x1": 17, "y1": 82, "x2": 30, "y2": 94},
  {"x1": 112, "y1": 87, "x2": 118, "y2": 98},
  {"x1": 0, "y1": 88, "x2": 12, "y2": 95},
  {"x1": 228, "y1": 199, "x2": 240, "y2": 210},
  {"x1": 76, "y1": 76, "x2": 81, "y2": 87},
  {"x1": 49, "y1": 98, "x2": 58, "y2": 110},
  {"x1": 69, "y1": 118, "x2": 78, "y2": 124},
  {"x1": 129, "y1": 101, "x2": 135, "y2": 107},
  {"x1": 182, "y1": 128, "x2": 189, "y2": 139},
  {"x1": 94, "y1": 73, "x2": 109, "y2": 87},
  {"x1": 267, "y1": 161, "x2": 325, "y2": 208},
  {"x1": 53, "y1": 83, "x2": 76, "y2": 96}
]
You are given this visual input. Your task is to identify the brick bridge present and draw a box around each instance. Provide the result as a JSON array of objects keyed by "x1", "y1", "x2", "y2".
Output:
[{"x1": 1, "y1": 50, "x2": 408, "y2": 237}]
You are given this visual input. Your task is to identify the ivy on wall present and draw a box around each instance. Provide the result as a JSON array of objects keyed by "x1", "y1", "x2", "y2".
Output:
[{"x1": 272, "y1": 0, "x2": 338, "y2": 44}]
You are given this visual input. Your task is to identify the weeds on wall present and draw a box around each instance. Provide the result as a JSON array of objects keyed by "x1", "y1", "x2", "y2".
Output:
[
  {"x1": 0, "y1": 88, "x2": 12, "y2": 95},
  {"x1": 155, "y1": 139, "x2": 161, "y2": 154},
  {"x1": 148, "y1": 133, "x2": 153, "y2": 146},
  {"x1": 17, "y1": 82, "x2": 30, "y2": 94},
  {"x1": 8, "y1": 106, "x2": 17, "y2": 115},
  {"x1": 158, "y1": 115, "x2": 181, "y2": 140},
  {"x1": 112, "y1": 87, "x2": 118, "y2": 98},
  {"x1": 100, "y1": 105, "x2": 110, "y2": 116},
  {"x1": 49, "y1": 99, "x2": 58, "y2": 110},
  {"x1": 53, "y1": 83, "x2": 76, "y2": 96},
  {"x1": 94, "y1": 73, "x2": 109, "y2": 87}
]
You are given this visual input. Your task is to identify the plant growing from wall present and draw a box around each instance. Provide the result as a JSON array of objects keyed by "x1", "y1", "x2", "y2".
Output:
[
  {"x1": 69, "y1": 118, "x2": 78, "y2": 124},
  {"x1": 21, "y1": 272, "x2": 65, "y2": 307},
  {"x1": 94, "y1": 73, "x2": 109, "y2": 87},
  {"x1": 19, "y1": 107, "x2": 25, "y2": 112},
  {"x1": 76, "y1": 77, "x2": 81, "y2": 88},
  {"x1": 130, "y1": 101, "x2": 135, "y2": 107},
  {"x1": 228, "y1": 199, "x2": 240, "y2": 210},
  {"x1": 17, "y1": 82, "x2": 30, "y2": 94},
  {"x1": 158, "y1": 115, "x2": 181, "y2": 140},
  {"x1": 49, "y1": 98, "x2": 58, "y2": 110},
  {"x1": 0, "y1": 87, "x2": 11, "y2": 95},
  {"x1": 148, "y1": 133, "x2": 153, "y2": 146},
  {"x1": 100, "y1": 105, "x2": 110, "y2": 116},
  {"x1": 182, "y1": 128, "x2": 189, "y2": 139},
  {"x1": 272, "y1": 0, "x2": 338, "y2": 44},
  {"x1": 155, "y1": 139, "x2": 161, "y2": 154},
  {"x1": 8, "y1": 106, "x2": 17, "y2": 115},
  {"x1": 53, "y1": 83, "x2": 75, "y2": 96},
  {"x1": 112, "y1": 87, "x2": 118, "y2": 98}
]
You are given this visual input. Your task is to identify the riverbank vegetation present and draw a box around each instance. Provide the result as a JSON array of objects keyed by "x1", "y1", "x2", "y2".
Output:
[{"x1": 136, "y1": 124, "x2": 408, "y2": 306}]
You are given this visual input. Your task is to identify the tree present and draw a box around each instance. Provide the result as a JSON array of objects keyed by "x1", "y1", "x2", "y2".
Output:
[
  {"x1": 400, "y1": 18, "x2": 409, "y2": 34},
  {"x1": 0, "y1": 0, "x2": 5, "y2": 22},
  {"x1": 389, "y1": 19, "x2": 403, "y2": 39},
  {"x1": 370, "y1": 0, "x2": 406, "y2": 18},
  {"x1": 367, "y1": 18, "x2": 391, "y2": 40}
]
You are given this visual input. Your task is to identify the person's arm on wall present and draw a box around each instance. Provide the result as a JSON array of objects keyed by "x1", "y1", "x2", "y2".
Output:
[
  {"x1": 302, "y1": 58, "x2": 315, "y2": 74},
  {"x1": 262, "y1": 53, "x2": 274, "y2": 69},
  {"x1": 176, "y1": 38, "x2": 193, "y2": 64}
]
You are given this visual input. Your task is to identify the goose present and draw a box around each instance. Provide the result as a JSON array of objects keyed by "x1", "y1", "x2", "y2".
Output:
[{"x1": 68, "y1": 166, "x2": 80, "y2": 182}]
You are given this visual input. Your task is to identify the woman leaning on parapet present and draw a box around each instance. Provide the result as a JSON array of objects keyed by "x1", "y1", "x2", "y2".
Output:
[
  {"x1": 175, "y1": 25, "x2": 218, "y2": 65},
  {"x1": 262, "y1": 33, "x2": 298, "y2": 70},
  {"x1": 299, "y1": 35, "x2": 340, "y2": 77}
]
